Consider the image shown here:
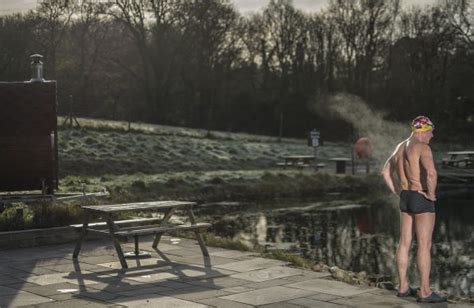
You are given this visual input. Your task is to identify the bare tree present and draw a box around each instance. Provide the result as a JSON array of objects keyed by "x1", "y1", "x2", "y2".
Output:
[
  {"x1": 107, "y1": 0, "x2": 184, "y2": 120},
  {"x1": 180, "y1": 0, "x2": 239, "y2": 133},
  {"x1": 261, "y1": 0, "x2": 307, "y2": 140},
  {"x1": 33, "y1": 1, "x2": 74, "y2": 79},
  {"x1": 328, "y1": 0, "x2": 400, "y2": 98},
  {"x1": 441, "y1": 0, "x2": 473, "y2": 48},
  {"x1": 68, "y1": 1, "x2": 109, "y2": 114}
]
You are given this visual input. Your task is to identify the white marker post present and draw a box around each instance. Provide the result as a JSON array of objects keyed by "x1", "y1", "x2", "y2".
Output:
[{"x1": 309, "y1": 129, "x2": 320, "y2": 171}]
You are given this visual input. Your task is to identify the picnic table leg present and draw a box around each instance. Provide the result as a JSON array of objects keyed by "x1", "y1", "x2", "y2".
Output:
[
  {"x1": 73, "y1": 211, "x2": 90, "y2": 259},
  {"x1": 106, "y1": 215, "x2": 128, "y2": 269},
  {"x1": 187, "y1": 208, "x2": 209, "y2": 257},
  {"x1": 152, "y1": 207, "x2": 176, "y2": 248}
]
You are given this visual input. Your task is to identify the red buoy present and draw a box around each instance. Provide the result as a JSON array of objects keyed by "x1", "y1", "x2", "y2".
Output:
[{"x1": 354, "y1": 137, "x2": 373, "y2": 159}]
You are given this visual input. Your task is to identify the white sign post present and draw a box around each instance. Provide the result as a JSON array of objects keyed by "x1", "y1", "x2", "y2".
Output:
[{"x1": 309, "y1": 129, "x2": 320, "y2": 171}]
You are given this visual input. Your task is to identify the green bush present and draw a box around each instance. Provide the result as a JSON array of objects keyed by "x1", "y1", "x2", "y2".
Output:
[{"x1": 0, "y1": 204, "x2": 34, "y2": 231}]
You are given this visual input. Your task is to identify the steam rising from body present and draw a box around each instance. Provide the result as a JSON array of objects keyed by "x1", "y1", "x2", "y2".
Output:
[{"x1": 313, "y1": 93, "x2": 408, "y2": 163}]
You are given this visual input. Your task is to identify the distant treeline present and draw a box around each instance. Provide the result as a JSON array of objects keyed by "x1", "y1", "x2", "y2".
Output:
[{"x1": 0, "y1": 0, "x2": 472, "y2": 141}]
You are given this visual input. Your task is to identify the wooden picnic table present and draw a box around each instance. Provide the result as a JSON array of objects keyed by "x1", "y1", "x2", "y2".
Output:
[
  {"x1": 283, "y1": 155, "x2": 315, "y2": 166},
  {"x1": 72, "y1": 201, "x2": 210, "y2": 269},
  {"x1": 442, "y1": 151, "x2": 474, "y2": 169},
  {"x1": 277, "y1": 155, "x2": 325, "y2": 170}
]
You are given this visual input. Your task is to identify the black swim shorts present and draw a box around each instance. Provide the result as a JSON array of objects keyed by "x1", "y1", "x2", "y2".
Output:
[{"x1": 399, "y1": 190, "x2": 435, "y2": 213}]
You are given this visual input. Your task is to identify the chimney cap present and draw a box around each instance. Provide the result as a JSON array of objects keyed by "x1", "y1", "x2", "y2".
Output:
[{"x1": 30, "y1": 54, "x2": 43, "y2": 62}]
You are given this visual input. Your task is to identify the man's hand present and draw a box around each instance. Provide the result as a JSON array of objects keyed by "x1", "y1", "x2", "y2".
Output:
[{"x1": 418, "y1": 190, "x2": 436, "y2": 201}]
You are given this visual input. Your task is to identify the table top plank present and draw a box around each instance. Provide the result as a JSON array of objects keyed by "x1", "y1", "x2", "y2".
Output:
[
  {"x1": 447, "y1": 151, "x2": 474, "y2": 156},
  {"x1": 283, "y1": 155, "x2": 314, "y2": 159},
  {"x1": 81, "y1": 201, "x2": 196, "y2": 213},
  {"x1": 328, "y1": 157, "x2": 351, "y2": 161}
]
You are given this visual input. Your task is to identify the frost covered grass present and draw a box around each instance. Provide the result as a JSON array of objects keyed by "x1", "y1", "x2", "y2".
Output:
[
  {"x1": 3, "y1": 117, "x2": 384, "y2": 230},
  {"x1": 58, "y1": 170, "x2": 385, "y2": 205},
  {"x1": 58, "y1": 117, "x2": 352, "y2": 177}
]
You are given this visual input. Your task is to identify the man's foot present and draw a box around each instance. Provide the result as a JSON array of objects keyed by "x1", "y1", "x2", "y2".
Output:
[
  {"x1": 417, "y1": 292, "x2": 447, "y2": 303},
  {"x1": 396, "y1": 286, "x2": 417, "y2": 297}
]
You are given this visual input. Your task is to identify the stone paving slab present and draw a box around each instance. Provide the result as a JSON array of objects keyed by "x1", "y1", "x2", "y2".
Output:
[
  {"x1": 157, "y1": 285, "x2": 231, "y2": 301},
  {"x1": 120, "y1": 269, "x2": 179, "y2": 283},
  {"x1": 288, "y1": 297, "x2": 348, "y2": 307},
  {"x1": 221, "y1": 286, "x2": 255, "y2": 293},
  {"x1": 0, "y1": 285, "x2": 19, "y2": 296},
  {"x1": 215, "y1": 257, "x2": 289, "y2": 272},
  {"x1": 0, "y1": 274, "x2": 25, "y2": 286},
  {"x1": 186, "y1": 276, "x2": 250, "y2": 289},
  {"x1": 220, "y1": 285, "x2": 316, "y2": 305},
  {"x1": 398, "y1": 303, "x2": 451, "y2": 308},
  {"x1": 97, "y1": 257, "x2": 164, "y2": 269},
  {"x1": 75, "y1": 288, "x2": 120, "y2": 301},
  {"x1": 283, "y1": 270, "x2": 331, "y2": 281},
  {"x1": 77, "y1": 254, "x2": 123, "y2": 265},
  {"x1": 8, "y1": 257, "x2": 71, "y2": 267},
  {"x1": 21, "y1": 271, "x2": 101, "y2": 286},
  {"x1": 113, "y1": 284, "x2": 171, "y2": 297},
  {"x1": 122, "y1": 242, "x2": 183, "y2": 253},
  {"x1": 0, "y1": 290, "x2": 53, "y2": 307},
  {"x1": 286, "y1": 278, "x2": 378, "y2": 297},
  {"x1": 33, "y1": 298, "x2": 121, "y2": 307},
  {"x1": 18, "y1": 282, "x2": 82, "y2": 297},
  {"x1": 0, "y1": 267, "x2": 40, "y2": 280},
  {"x1": 230, "y1": 265, "x2": 305, "y2": 282},
  {"x1": 260, "y1": 302, "x2": 309, "y2": 308},
  {"x1": 40, "y1": 262, "x2": 102, "y2": 273},
  {"x1": 152, "y1": 279, "x2": 194, "y2": 290},
  {"x1": 244, "y1": 277, "x2": 300, "y2": 289},
  {"x1": 0, "y1": 236, "x2": 468, "y2": 307},
  {"x1": 164, "y1": 247, "x2": 225, "y2": 258},
  {"x1": 307, "y1": 292, "x2": 343, "y2": 302},
  {"x1": 86, "y1": 277, "x2": 162, "y2": 293},
  {"x1": 197, "y1": 297, "x2": 254, "y2": 308},
  {"x1": 172, "y1": 265, "x2": 237, "y2": 281},
  {"x1": 110, "y1": 293, "x2": 208, "y2": 308},
  {"x1": 7, "y1": 264, "x2": 59, "y2": 276},
  {"x1": 163, "y1": 254, "x2": 242, "y2": 266},
  {"x1": 330, "y1": 292, "x2": 418, "y2": 307},
  {"x1": 209, "y1": 250, "x2": 258, "y2": 259}
]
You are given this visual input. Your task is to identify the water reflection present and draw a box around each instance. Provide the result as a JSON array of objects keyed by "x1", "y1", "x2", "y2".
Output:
[{"x1": 199, "y1": 196, "x2": 473, "y2": 297}]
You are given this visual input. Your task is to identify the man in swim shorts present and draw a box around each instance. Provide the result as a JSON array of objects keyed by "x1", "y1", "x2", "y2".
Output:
[{"x1": 381, "y1": 116, "x2": 446, "y2": 303}]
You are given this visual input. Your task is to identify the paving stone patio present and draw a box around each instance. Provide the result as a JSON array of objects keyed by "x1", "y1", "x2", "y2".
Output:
[{"x1": 0, "y1": 235, "x2": 469, "y2": 307}]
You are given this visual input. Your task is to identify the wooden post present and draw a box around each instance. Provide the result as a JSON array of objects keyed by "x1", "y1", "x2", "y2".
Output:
[{"x1": 73, "y1": 211, "x2": 90, "y2": 259}]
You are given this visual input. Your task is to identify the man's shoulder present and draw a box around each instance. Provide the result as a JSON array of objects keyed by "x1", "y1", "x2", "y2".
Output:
[
  {"x1": 409, "y1": 142, "x2": 432, "y2": 159},
  {"x1": 394, "y1": 140, "x2": 408, "y2": 151},
  {"x1": 416, "y1": 142, "x2": 432, "y2": 151}
]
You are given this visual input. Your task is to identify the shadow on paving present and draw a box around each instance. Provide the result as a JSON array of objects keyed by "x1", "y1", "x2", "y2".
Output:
[
  {"x1": 0, "y1": 237, "x2": 242, "y2": 307},
  {"x1": 0, "y1": 236, "x2": 457, "y2": 308}
]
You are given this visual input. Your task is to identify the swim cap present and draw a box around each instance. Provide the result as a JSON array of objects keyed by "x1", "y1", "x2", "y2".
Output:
[{"x1": 411, "y1": 116, "x2": 434, "y2": 132}]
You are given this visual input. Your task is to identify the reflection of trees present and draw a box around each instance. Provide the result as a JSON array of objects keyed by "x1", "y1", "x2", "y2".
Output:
[
  {"x1": 205, "y1": 197, "x2": 473, "y2": 297},
  {"x1": 431, "y1": 198, "x2": 474, "y2": 297}
]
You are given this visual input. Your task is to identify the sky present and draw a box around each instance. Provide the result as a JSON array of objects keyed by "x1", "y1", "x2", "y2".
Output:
[{"x1": 0, "y1": 0, "x2": 437, "y2": 15}]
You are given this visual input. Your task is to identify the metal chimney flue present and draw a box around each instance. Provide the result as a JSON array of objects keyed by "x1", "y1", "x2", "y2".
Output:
[{"x1": 30, "y1": 54, "x2": 45, "y2": 82}]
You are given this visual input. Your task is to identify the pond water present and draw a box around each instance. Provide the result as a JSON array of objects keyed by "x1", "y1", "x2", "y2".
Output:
[{"x1": 196, "y1": 194, "x2": 473, "y2": 298}]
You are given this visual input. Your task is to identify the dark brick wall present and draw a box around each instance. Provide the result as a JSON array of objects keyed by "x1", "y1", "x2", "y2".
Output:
[{"x1": 0, "y1": 81, "x2": 58, "y2": 192}]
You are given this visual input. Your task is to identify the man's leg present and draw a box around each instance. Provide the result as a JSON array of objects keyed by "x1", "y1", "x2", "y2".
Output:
[
  {"x1": 396, "y1": 212, "x2": 414, "y2": 293},
  {"x1": 414, "y1": 212, "x2": 436, "y2": 297}
]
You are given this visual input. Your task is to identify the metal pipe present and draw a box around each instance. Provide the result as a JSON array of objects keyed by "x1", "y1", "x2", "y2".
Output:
[{"x1": 30, "y1": 54, "x2": 45, "y2": 82}]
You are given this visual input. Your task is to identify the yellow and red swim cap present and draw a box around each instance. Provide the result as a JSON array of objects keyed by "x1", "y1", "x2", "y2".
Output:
[{"x1": 411, "y1": 116, "x2": 434, "y2": 133}]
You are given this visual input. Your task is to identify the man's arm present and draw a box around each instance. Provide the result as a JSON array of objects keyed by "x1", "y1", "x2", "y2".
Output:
[
  {"x1": 381, "y1": 155, "x2": 399, "y2": 195},
  {"x1": 419, "y1": 144, "x2": 437, "y2": 201}
]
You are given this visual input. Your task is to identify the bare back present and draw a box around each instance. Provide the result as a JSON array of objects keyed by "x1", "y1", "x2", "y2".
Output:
[{"x1": 392, "y1": 139, "x2": 432, "y2": 191}]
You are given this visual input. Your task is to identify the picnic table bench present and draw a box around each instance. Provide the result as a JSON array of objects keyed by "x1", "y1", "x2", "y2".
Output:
[
  {"x1": 441, "y1": 151, "x2": 474, "y2": 169},
  {"x1": 277, "y1": 155, "x2": 326, "y2": 169},
  {"x1": 71, "y1": 201, "x2": 210, "y2": 269}
]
